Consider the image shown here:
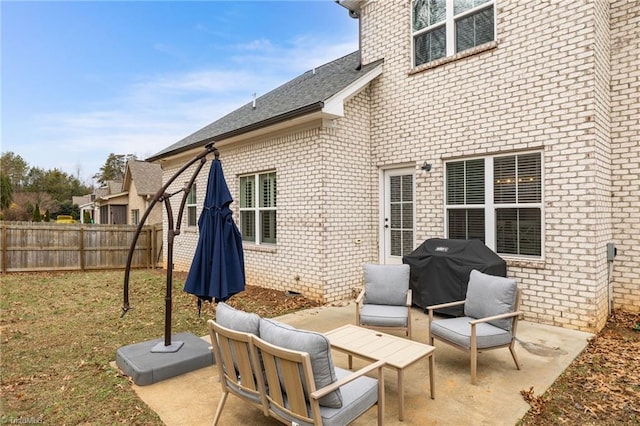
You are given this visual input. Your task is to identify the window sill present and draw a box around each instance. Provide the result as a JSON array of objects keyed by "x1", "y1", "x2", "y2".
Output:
[
  {"x1": 243, "y1": 243, "x2": 277, "y2": 254},
  {"x1": 503, "y1": 256, "x2": 545, "y2": 270},
  {"x1": 408, "y1": 41, "x2": 498, "y2": 75}
]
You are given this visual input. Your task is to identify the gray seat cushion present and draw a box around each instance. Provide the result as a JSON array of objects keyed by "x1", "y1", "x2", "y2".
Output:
[
  {"x1": 363, "y1": 263, "x2": 410, "y2": 306},
  {"x1": 259, "y1": 318, "x2": 343, "y2": 408},
  {"x1": 431, "y1": 317, "x2": 513, "y2": 349},
  {"x1": 223, "y1": 378, "x2": 263, "y2": 404},
  {"x1": 215, "y1": 302, "x2": 261, "y2": 335},
  {"x1": 269, "y1": 366, "x2": 379, "y2": 426},
  {"x1": 359, "y1": 304, "x2": 409, "y2": 327},
  {"x1": 213, "y1": 304, "x2": 263, "y2": 388},
  {"x1": 464, "y1": 269, "x2": 517, "y2": 331}
]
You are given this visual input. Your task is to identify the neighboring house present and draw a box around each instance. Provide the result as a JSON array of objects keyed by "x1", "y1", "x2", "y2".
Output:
[
  {"x1": 122, "y1": 160, "x2": 163, "y2": 226},
  {"x1": 95, "y1": 180, "x2": 127, "y2": 224},
  {"x1": 73, "y1": 186, "x2": 110, "y2": 224},
  {"x1": 148, "y1": 0, "x2": 639, "y2": 332},
  {"x1": 72, "y1": 194, "x2": 96, "y2": 223},
  {"x1": 75, "y1": 161, "x2": 163, "y2": 225}
]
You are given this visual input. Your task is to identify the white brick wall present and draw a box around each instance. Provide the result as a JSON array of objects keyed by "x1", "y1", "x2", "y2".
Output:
[
  {"x1": 321, "y1": 89, "x2": 378, "y2": 300},
  {"x1": 162, "y1": 91, "x2": 376, "y2": 303},
  {"x1": 610, "y1": 0, "x2": 640, "y2": 314},
  {"x1": 356, "y1": 0, "x2": 638, "y2": 331}
]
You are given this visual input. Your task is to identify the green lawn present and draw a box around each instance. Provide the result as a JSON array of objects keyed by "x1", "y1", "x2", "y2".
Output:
[{"x1": 1, "y1": 270, "x2": 212, "y2": 424}]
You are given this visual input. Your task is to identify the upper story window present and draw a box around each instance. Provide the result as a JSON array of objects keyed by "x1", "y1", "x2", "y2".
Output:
[
  {"x1": 445, "y1": 152, "x2": 543, "y2": 258},
  {"x1": 186, "y1": 184, "x2": 197, "y2": 227},
  {"x1": 240, "y1": 171, "x2": 276, "y2": 244},
  {"x1": 412, "y1": 0, "x2": 495, "y2": 67}
]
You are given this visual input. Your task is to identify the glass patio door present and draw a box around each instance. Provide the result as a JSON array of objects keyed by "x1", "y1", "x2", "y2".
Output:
[{"x1": 382, "y1": 168, "x2": 415, "y2": 264}]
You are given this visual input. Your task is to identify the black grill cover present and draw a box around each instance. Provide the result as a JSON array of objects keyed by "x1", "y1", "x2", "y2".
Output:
[{"x1": 402, "y1": 239, "x2": 506, "y2": 316}]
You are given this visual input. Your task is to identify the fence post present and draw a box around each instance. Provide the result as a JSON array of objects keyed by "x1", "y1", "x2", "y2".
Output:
[
  {"x1": 147, "y1": 227, "x2": 152, "y2": 269},
  {"x1": 1, "y1": 223, "x2": 6, "y2": 273},
  {"x1": 79, "y1": 227, "x2": 85, "y2": 271}
]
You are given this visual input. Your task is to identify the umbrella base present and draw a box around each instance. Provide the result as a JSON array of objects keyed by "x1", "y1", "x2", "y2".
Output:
[
  {"x1": 151, "y1": 340, "x2": 184, "y2": 353},
  {"x1": 116, "y1": 332, "x2": 213, "y2": 386}
]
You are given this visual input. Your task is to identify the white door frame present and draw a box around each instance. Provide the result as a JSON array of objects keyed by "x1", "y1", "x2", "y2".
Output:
[{"x1": 379, "y1": 166, "x2": 416, "y2": 264}]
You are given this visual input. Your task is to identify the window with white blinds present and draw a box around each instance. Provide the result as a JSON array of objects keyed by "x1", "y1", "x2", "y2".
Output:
[
  {"x1": 446, "y1": 152, "x2": 543, "y2": 257},
  {"x1": 446, "y1": 158, "x2": 485, "y2": 241},
  {"x1": 240, "y1": 172, "x2": 276, "y2": 244},
  {"x1": 412, "y1": 0, "x2": 495, "y2": 67},
  {"x1": 186, "y1": 184, "x2": 197, "y2": 227}
]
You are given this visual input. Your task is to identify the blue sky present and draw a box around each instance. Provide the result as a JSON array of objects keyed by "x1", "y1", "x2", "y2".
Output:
[{"x1": 1, "y1": 1, "x2": 358, "y2": 184}]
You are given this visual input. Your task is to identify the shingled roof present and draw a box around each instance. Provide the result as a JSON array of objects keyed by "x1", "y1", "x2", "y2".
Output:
[
  {"x1": 148, "y1": 51, "x2": 383, "y2": 162},
  {"x1": 124, "y1": 160, "x2": 162, "y2": 196}
]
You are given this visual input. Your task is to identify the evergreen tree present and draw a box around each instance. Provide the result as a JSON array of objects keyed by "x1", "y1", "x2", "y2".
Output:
[
  {"x1": 0, "y1": 152, "x2": 29, "y2": 191},
  {"x1": 0, "y1": 173, "x2": 13, "y2": 209},
  {"x1": 24, "y1": 168, "x2": 90, "y2": 204},
  {"x1": 32, "y1": 203, "x2": 42, "y2": 222},
  {"x1": 93, "y1": 153, "x2": 136, "y2": 185}
]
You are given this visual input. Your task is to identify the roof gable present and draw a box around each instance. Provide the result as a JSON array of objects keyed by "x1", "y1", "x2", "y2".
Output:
[{"x1": 123, "y1": 160, "x2": 162, "y2": 196}]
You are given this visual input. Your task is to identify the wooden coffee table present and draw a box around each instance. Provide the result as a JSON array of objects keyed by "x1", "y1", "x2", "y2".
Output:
[{"x1": 325, "y1": 324, "x2": 435, "y2": 421}]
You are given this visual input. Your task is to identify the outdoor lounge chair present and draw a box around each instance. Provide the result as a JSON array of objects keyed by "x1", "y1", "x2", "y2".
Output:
[
  {"x1": 356, "y1": 263, "x2": 413, "y2": 339},
  {"x1": 251, "y1": 320, "x2": 386, "y2": 426},
  {"x1": 426, "y1": 269, "x2": 522, "y2": 384}
]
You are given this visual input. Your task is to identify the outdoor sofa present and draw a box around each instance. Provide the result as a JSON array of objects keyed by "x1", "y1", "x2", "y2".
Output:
[{"x1": 208, "y1": 302, "x2": 386, "y2": 425}]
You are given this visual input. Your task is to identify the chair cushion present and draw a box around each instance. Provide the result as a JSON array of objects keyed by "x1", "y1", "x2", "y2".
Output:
[
  {"x1": 215, "y1": 302, "x2": 261, "y2": 335},
  {"x1": 259, "y1": 318, "x2": 343, "y2": 408},
  {"x1": 431, "y1": 317, "x2": 514, "y2": 349},
  {"x1": 464, "y1": 269, "x2": 517, "y2": 331},
  {"x1": 363, "y1": 264, "x2": 410, "y2": 306},
  {"x1": 269, "y1": 366, "x2": 378, "y2": 426},
  {"x1": 359, "y1": 304, "x2": 408, "y2": 327}
]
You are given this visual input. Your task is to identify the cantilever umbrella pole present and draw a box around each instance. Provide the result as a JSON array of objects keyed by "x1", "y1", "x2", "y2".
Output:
[
  {"x1": 159, "y1": 156, "x2": 209, "y2": 349},
  {"x1": 160, "y1": 196, "x2": 178, "y2": 350},
  {"x1": 122, "y1": 143, "x2": 218, "y2": 350}
]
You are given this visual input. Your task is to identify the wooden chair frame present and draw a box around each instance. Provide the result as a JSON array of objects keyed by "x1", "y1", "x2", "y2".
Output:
[
  {"x1": 426, "y1": 289, "x2": 522, "y2": 384},
  {"x1": 207, "y1": 320, "x2": 266, "y2": 425}
]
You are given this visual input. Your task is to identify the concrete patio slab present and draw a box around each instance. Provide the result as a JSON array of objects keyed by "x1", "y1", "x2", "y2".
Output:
[{"x1": 127, "y1": 302, "x2": 592, "y2": 425}]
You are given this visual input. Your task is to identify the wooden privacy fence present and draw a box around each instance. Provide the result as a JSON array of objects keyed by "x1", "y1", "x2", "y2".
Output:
[{"x1": 0, "y1": 221, "x2": 163, "y2": 273}]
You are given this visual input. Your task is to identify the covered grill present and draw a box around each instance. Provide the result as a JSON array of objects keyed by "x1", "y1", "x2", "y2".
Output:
[{"x1": 402, "y1": 239, "x2": 506, "y2": 316}]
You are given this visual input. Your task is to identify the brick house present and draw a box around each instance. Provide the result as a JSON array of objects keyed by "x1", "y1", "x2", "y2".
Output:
[{"x1": 148, "y1": 0, "x2": 639, "y2": 332}]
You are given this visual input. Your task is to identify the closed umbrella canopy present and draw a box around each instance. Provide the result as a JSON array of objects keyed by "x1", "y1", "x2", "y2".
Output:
[{"x1": 184, "y1": 159, "x2": 245, "y2": 306}]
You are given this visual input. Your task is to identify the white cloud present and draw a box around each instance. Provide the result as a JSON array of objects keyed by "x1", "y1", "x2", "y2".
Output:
[
  {"x1": 235, "y1": 38, "x2": 275, "y2": 51},
  {"x1": 134, "y1": 69, "x2": 275, "y2": 94},
  {"x1": 229, "y1": 37, "x2": 358, "y2": 73},
  {"x1": 23, "y1": 38, "x2": 357, "y2": 183}
]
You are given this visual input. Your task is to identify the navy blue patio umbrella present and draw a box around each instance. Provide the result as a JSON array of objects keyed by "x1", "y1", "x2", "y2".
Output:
[{"x1": 183, "y1": 158, "x2": 245, "y2": 313}]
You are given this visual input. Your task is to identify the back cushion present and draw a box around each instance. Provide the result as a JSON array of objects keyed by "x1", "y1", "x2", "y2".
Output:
[
  {"x1": 464, "y1": 270, "x2": 518, "y2": 331},
  {"x1": 215, "y1": 302, "x2": 261, "y2": 335},
  {"x1": 259, "y1": 318, "x2": 343, "y2": 408},
  {"x1": 363, "y1": 264, "x2": 410, "y2": 306}
]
